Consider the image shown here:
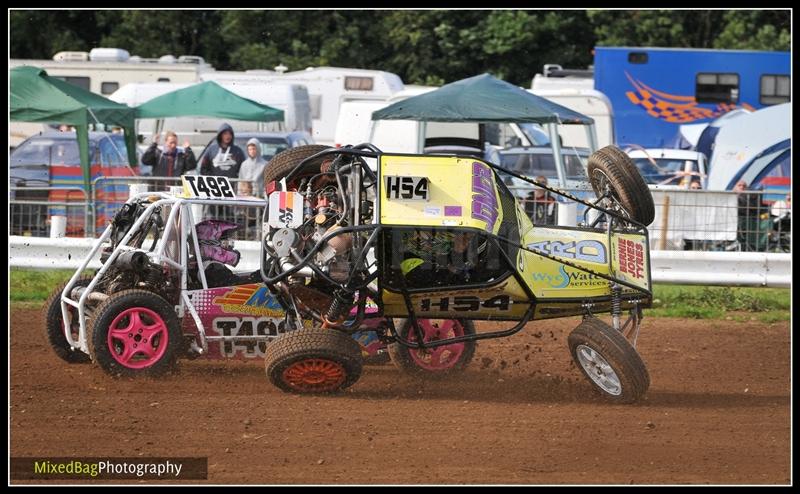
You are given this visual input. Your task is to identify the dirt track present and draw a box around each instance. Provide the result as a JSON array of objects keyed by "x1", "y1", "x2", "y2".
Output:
[{"x1": 10, "y1": 307, "x2": 790, "y2": 485}]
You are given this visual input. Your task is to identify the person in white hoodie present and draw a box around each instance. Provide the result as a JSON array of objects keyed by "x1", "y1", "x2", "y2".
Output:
[{"x1": 237, "y1": 137, "x2": 268, "y2": 197}]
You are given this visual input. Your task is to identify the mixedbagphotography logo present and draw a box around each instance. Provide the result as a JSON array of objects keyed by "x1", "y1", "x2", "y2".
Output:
[{"x1": 11, "y1": 457, "x2": 208, "y2": 480}]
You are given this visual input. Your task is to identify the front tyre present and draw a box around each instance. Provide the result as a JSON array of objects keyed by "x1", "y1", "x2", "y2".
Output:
[
  {"x1": 568, "y1": 318, "x2": 650, "y2": 404},
  {"x1": 265, "y1": 328, "x2": 363, "y2": 393},
  {"x1": 87, "y1": 290, "x2": 183, "y2": 377}
]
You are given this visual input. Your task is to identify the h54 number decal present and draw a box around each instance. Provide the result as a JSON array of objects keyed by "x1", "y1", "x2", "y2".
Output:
[
  {"x1": 182, "y1": 175, "x2": 235, "y2": 199},
  {"x1": 419, "y1": 295, "x2": 511, "y2": 312},
  {"x1": 385, "y1": 176, "x2": 429, "y2": 201}
]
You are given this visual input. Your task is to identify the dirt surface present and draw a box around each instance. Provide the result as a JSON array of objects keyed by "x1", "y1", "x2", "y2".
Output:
[{"x1": 10, "y1": 307, "x2": 790, "y2": 485}]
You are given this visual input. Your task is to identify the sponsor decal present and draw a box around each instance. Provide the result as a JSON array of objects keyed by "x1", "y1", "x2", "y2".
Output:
[
  {"x1": 213, "y1": 285, "x2": 285, "y2": 317},
  {"x1": 532, "y1": 265, "x2": 607, "y2": 289},
  {"x1": 471, "y1": 162, "x2": 498, "y2": 231},
  {"x1": 618, "y1": 238, "x2": 645, "y2": 279},
  {"x1": 527, "y1": 239, "x2": 607, "y2": 264},
  {"x1": 444, "y1": 205, "x2": 462, "y2": 217},
  {"x1": 423, "y1": 206, "x2": 441, "y2": 217}
]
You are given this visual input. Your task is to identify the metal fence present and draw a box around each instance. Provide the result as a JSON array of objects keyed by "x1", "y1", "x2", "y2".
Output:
[
  {"x1": 511, "y1": 186, "x2": 791, "y2": 253},
  {"x1": 9, "y1": 180, "x2": 791, "y2": 254}
]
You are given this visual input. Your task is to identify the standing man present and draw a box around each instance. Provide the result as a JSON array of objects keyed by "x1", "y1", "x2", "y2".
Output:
[
  {"x1": 142, "y1": 130, "x2": 196, "y2": 188},
  {"x1": 525, "y1": 175, "x2": 558, "y2": 225},
  {"x1": 200, "y1": 123, "x2": 245, "y2": 179},
  {"x1": 238, "y1": 138, "x2": 268, "y2": 197}
]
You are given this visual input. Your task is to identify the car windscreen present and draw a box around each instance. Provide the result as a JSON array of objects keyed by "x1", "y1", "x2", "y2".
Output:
[
  {"x1": 498, "y1": 150, "x2": 588, "y2": 182},
  {"x1": 97, "y1": 135, "x2": 129, "y2": 166},
  {"x1": 235, "y1": 137, "x2": 290, "y2": 162},
  {"x1": 11, "y1": 138, "x2": 82, "y2": 169}
]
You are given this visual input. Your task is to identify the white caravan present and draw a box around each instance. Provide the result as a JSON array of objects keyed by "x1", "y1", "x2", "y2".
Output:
[{"x1": 202, "y1": 67, "x2": 404, "y2": 145}]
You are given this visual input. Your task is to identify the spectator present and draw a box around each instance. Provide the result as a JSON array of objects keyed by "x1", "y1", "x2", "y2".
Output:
[
  {"x1": 689, "y1": 180, "x2": 702, "y2": 190},
  {"x1": 525, "y1": 175, "x2": 557, "y2": 225},
  {"x1": 141, "y1": 131, "x2": 197, "y2": 182},
  {"x1": 771, "y1": 191, "x2": 791, "y2": 219},
  {"x1": 200, "y1": 123, "x2": 245, "y2": 179},
  {"x1": 734, "y1": 179, "x2": 768, "y2": 252},
  {"x1": 238, "y1": 138, "x2": 267, "y2": 197}
]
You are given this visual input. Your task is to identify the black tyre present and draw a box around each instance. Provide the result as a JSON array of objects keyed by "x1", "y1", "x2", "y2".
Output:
[
  {"x1": 265, "y1": 327, "x2": 363, "y2": 393},
  {"x1": 264, "y1": 144, "x2": 334, "y2": 187},
  {"x1": 43, "y1": 276, "x2": 93, "y2": 364},
  {"x1": 87, "y1": 289, "x2": 183, "y2": 377},
  {"x1": 587, "y1": 145, "x2": 655, "y2": 226},
  {"x1": 568, "y1": 318, "x2": 650, "y2": 404},
  {"x1": 387, "y1": 319, "x2": 476, "y2": 377}
]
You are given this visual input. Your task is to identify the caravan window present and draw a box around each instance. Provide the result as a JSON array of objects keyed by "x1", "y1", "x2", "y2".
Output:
[
  {"x1": 759, "y1": 75, "x2": 790, "y2": 105},
  {"x1": 101, "y1": 82, "x2": 120, "y2": 95},
  {"x1": 53, "y1": 76, "x2": 91, "y2": 92},
  {"x1": 696, "y1": 73, "x2": 739, "y2": 104},
  {"x1": 344, "y1": 76, "x2": 374, "y2": 91}
]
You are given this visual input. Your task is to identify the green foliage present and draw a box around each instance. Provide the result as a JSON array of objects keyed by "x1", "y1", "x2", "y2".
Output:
[
  {"x1": 652, "y1": 284, "x2": 790, "y2": 313},
  {"x1": 9, "y1": 9, "x2": 790, "y2": 89},
  {"x1": 10, "y1": 269, "x2": 78, "y2": 302}
]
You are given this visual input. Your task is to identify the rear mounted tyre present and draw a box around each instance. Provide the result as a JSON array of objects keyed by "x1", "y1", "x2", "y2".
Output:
[
  {"x1": 43, "y1": 276, "x2": 93, "y2": 364},
  {"x1": 264, "y1": 144, "x2": 334, "y2": 190},
  {"x1": 87, "y1": 290, "x2": 183, "y2": 377},
  {"x1": 264, "y1": 327, "x2": 363, "y2": 394},
  {"x1": 387, "y1": 319, "x2": 476, "y2": 377},
  {"x1": 587, "y1": 145, "x2": 655, "y2": 226},
  {"x1": 568, "y1": 318, "x2": 650, "y2": 404}
]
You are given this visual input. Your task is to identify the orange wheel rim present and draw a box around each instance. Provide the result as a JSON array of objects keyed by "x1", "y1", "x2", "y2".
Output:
[{"x1": 283, "y1": 358, "x2": 346, "y2": 392}]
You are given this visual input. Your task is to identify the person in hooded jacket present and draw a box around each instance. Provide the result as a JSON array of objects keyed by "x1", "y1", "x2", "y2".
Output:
[
  {"x1": 200, "y1": 123, "x2": 246, "y2": 179},
  {"x1": 237, "y1": 137, "x2": 268, "y2": 197}
]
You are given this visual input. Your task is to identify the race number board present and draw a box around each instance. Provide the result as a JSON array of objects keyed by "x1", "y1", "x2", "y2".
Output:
[
  {"x1": 181, "y1": 175, "x2": 235, "y2": 199},
  {"x1": 384, "y1": 176, "x2": 429, "y2": 201}
]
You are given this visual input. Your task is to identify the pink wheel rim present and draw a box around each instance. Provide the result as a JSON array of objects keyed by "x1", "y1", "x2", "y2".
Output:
[
  {"x1": 406, "y1": 320, "x2": 466, "y2": 372},
  {"x1": 106, "y1": 307, "x2": 169, "y2": 369}
]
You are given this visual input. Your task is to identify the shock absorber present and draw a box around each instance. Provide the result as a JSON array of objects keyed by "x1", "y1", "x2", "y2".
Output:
[
  {"x1": 611, "y1": 282, "x2": 622, "y2": 331},
  {"x1": 325, "y1": 290, "x2": 354, "y2": 325}
]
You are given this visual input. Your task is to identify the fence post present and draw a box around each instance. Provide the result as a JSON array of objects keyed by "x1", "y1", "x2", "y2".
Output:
[{"x1": 659, "y1": 195, "x2": 670, "y2": 250}]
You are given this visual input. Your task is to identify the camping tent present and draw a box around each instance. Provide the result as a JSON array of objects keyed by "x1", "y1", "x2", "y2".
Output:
[
  {"x1": 10, "y1": 65, "x2": 138, "y2": 191},
  {"x1": 372, "y1": 73, "x2": 596, "y2": 185},
  {"x1": 134, "y1": 80, "x2": 284, "y2": 122}
]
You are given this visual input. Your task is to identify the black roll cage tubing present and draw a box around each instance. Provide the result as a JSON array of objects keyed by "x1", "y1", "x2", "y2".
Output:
[{"x1": 262, "y1": 144, "x2": 653, "y2": 350}]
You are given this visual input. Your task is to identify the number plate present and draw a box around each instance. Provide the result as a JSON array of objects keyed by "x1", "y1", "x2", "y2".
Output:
[
  {"x1": 267, "y1": 191, "x2": 304, "y2": 228},
  {"x1": 181, "y1": 175, "x2": 235, "y2": 199},
  {"x1": 384, "y1": 176, "x2": 429, "y2": 201}
]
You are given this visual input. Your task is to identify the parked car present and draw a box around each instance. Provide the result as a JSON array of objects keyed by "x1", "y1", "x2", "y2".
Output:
[
  {"x1": 496, "y1": 146, "x2": 592, "y2": 199},
  {"x1": 625, "y1": 148, "x2": 708, "y2": 189},
  {"x1": 10, "y1": 131, "x2": 137, "y2": 236},
  {"x1": 196, "y1": 131, "x2": 315, "y2": 167}
]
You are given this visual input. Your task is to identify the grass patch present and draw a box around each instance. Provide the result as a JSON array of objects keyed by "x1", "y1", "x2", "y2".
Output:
[
  {"x1": 9, "y1": 269, "x2": 77, "y2": 302},
  {"x1": 650, "y1": 284, "x2": 790, "y2": 320}
]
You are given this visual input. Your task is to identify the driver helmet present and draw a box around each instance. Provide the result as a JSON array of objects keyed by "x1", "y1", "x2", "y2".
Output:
[{"x1": 195, "y1": 220, "x2": 241, "y2": 267}]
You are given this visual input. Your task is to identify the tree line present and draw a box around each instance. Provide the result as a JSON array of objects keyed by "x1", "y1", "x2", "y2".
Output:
[{"x1": 10, "y1": 10, "x2": 791, "y2": 87}]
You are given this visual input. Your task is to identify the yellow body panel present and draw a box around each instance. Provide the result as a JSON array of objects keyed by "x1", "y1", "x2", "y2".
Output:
[{"x1": 379, "y1": 155, "x2": 503, "y2": 233}]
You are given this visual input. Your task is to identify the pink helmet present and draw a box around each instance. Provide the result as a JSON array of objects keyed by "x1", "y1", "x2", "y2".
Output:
[{"x1": 195, "y1": 220, "x2": 241, "y2": 267}]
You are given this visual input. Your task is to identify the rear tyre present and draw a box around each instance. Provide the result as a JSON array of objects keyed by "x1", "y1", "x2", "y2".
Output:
[
  {"x1": 387, "y1": 319, "x2": 476, "y2": 377},
  {"x1": 265, "y1": 328, "x2": 363, "y2": 393},
  {"x1": 43, "y1": 276, "x2": 93, "y2": 364},
  {"x1": 87, "y1": 290, "x2": 183, "y2": 377},
  {"x1": 587, "y1": 145, "x2": 655, "y2": 226},
  {"x1": 264, "y1": 144, "x2": 334, "y2": 188},
  {"x1": 568, "y1": 318, "x2": 650, "y2": 404}
]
